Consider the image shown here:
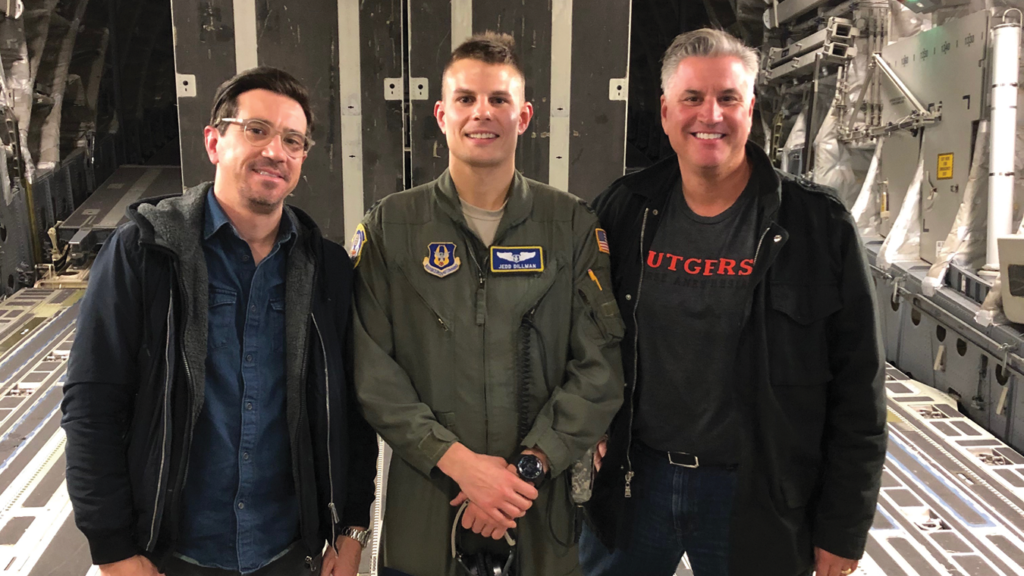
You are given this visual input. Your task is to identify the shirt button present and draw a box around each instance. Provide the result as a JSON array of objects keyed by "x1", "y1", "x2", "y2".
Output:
[
  {"x1": 243, "y1": 254, "x2": 250, "y2": 262},
  {"x1": 774, "y1": 235, "x2": 782, "y2": 243},
  {"x1": 243, "y1": 452, "x2": 250, "y2": 461},
  {"x1": 250, "y1": 304, "x2": 257, "y2": 313},
  {"x1": 652, "y1": 209, "x2": 659, "y2": 216},
  {"x1": 238, "y1": 501, "x2": 245, "y2": 510},
  {"x1": 246, "y1": 402, "x2": 253, "y2": 411},
  {"x1": 246, "y1": 354, "x2": 253, "y2": 363},
  {"x1": 625, "y1": 294, "x2": 632, "y2": 301}
]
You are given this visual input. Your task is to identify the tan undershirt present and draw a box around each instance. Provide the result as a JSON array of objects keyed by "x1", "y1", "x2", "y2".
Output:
[{"x1": 461, "y1": 200, "x2": 506, "y2": 246}]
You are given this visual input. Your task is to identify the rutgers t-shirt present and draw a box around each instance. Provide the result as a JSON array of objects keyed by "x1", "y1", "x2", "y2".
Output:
[{"x1": 635, "y1": 176, "x2": 759, "y2": 463}]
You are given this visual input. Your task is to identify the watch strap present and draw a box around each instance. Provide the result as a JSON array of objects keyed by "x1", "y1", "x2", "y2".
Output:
[{"x1": 342, "y1": 526, "x2": 371, "y2": 548}]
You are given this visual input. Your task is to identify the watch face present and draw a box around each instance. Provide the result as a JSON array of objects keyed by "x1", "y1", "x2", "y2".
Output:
[{"x1": 517, "y1": 454, "x2": 544, "y2": 481}]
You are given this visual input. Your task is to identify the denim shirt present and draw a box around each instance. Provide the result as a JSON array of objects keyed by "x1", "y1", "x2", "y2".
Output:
[{"x1": 176, "y1": 190, "x2": 299, "y2": 572}]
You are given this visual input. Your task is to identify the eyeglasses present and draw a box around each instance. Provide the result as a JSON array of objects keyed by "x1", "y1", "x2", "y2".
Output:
[{"x1": 218, "y1": 117, "x2": 314, "y2": 158}]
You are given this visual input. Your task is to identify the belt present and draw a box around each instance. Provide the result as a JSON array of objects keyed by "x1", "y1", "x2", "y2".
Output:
[{"x1": 635, "y1": 440, "x2": 738, "y2": 471}]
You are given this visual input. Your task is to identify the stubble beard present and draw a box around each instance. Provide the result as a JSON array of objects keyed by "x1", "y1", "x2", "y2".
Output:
[{"x1": 238, "y1": 180, "x2": 288, "y2": 215}]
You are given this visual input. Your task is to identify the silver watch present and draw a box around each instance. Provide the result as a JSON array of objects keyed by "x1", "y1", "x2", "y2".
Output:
[{"x1": 342, "y1": 526, "x2": 371, "y2": 548}]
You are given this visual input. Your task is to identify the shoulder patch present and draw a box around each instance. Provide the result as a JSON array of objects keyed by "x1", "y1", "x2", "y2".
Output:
[
  {"x1": 595, "y1": 228, "x2": 610, "y2": 254},
  {"x1": 348, "y1": 224, "x2": 367, "y2": 267}
]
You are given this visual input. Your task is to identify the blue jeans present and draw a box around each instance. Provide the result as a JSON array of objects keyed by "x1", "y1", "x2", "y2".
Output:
[{"x1": 579, "y1": 442, "x2": 738, "y2": 576}]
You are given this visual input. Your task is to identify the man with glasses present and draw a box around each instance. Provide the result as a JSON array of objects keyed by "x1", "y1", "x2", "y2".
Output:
[{"x1": 62, "y1": 67, "x2": 378, "y2": 576}]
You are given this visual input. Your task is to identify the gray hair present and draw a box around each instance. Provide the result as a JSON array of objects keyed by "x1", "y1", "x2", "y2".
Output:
[{"x1": 661, "y1": 28, "x2": 760, "y2": 93}]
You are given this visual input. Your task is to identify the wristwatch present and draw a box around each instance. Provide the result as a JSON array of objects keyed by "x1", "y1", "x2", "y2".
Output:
[
  {"x1": 342, "y1": 526, "x2": 371, "y2": 548},
  {"x1": 513, "y1": 452, "x2": 547, "y2": 488}
]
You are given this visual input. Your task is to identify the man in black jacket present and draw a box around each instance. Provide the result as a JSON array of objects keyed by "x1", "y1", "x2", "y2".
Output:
[
  {"x1": 580, "y1": 29, "x2": 887, "y2": 576},
  {"x1": 62, "y1": 67, "x2": 378, "y2": 576}
]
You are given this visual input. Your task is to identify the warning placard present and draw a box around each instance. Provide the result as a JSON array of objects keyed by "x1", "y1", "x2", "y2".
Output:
[{"x1": 937, "y1": 153, "x2": 954, "y2": 180}]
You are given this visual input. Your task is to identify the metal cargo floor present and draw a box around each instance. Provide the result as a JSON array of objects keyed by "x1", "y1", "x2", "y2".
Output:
[{"x1": 2, "y1": 290, "x2": 1024, "y2": 575}]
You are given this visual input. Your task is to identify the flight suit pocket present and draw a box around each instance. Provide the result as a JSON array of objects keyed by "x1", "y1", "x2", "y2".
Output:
[
  {"x1": 578, "y1": 279, "x2": 625, "y2": 344},
  {"x1": 767, "y1": 283, "x2": 842, "y2": 387},
  {"x1": 396, "y1": 261, "x2": 456, "y2": 413},
  {"x1": 208, "y1": 288, "x2": 237, "y2": 350}
]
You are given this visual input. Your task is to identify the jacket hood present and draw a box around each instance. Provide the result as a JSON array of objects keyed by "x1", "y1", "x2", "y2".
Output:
[{"x1": 126, "y1": 182, "x2": 322, "y2": 256}]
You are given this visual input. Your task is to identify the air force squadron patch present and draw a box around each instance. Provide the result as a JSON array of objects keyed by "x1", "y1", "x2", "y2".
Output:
[
  {"x1": 424, "y1": 242, "x2": 461, "y2": 277},
  {"x1": 349, "y1": 224, "x2": 367, "y2": 267},
  {"x1": 490, "y1": 246, "x2": 544, "y2": 273}
]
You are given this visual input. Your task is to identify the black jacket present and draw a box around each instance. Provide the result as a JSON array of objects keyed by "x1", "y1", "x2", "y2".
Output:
[
  {"x1": 61, "y1": 184, "x2": 378, "y2": 569},
  {"x1": 586, "y1": 143, "x2": 887, "y2": 575}
]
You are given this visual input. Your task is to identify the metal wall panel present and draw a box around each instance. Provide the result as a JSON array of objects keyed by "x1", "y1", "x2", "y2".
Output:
[
  {"x1": 407, "y1": 1, "x2": 629, "y2": 200},
  {"x1": 169, "y1": 0, "x2": 236, "y2": 187},
  {"x1": 0, "y1": 183, "x2": 34, "y2": 297},
  {"x1": 357, "y1": 0, "x2": 405, "y2": 206},
  {"x1": 569, "y1": 0, "x2": 629, "y2": 200},
  {"x1": 878, "y1": 10, "x2": 988, "y2": 262},
  {"x1": 407, "y1": 1, "x2": 451, "y2": 186},
  {"x1": 171, "y1": 1, "x2": 628, "y2": 240},
  {"x1": 170, "y1": 0, "x2": 406, "y2": 242},
  {"x1": 254, "y1": 0, "x2": 346, "y2": 240},
  {"x1": 473, "y1": 0, "x2": 553, "y2": 184}
]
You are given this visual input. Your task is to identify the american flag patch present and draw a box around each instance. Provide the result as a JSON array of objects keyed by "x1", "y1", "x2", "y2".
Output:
[{"x1": 595, "y1": 228, "x2": 610, "y2": 254}]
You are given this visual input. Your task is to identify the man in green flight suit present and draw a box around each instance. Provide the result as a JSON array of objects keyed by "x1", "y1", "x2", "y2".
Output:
[{"x1": 351, "y1": 32, "x2": 625, "y2": 575}]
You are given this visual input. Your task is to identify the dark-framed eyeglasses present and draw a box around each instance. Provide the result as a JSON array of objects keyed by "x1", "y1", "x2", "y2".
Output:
[{"x1": 218, "y1": 117, "x2": 314, "y2": 158}]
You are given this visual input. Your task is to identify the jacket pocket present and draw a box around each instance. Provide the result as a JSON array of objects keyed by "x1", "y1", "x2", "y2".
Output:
[{"x1": 767, "y1": 282, "x2": 842, "y2": 387}]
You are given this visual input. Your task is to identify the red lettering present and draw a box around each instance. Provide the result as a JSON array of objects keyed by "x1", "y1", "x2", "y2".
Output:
[
  {"x1": 667, "y1": 254, "x2": 685, "y2": 271},
  {"x1": 683, "y1": 258, "x2": 702, "y2": 274},
  {"x1": 647, "y1": 251, "x2": 664, "y2": 268},
  {"x1": 718, "y1": 259, "x2": 737, "y2": 275},
  {"x1": 738, "y1": 259, "x2": 754, "y2": 276},
  {"x1": 703, "y1": 259, "x2": 719, "y2": 276}
]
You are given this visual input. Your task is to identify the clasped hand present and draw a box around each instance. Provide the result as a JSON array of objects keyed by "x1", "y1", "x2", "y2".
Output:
[{"x1": 439, "y1": 444, "x2": 541, "y2": 540}]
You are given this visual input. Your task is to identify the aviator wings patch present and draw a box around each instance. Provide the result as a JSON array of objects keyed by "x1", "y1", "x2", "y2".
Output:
[{"x1": 490, "y1": 246, "x2": 544, "y2": 272}]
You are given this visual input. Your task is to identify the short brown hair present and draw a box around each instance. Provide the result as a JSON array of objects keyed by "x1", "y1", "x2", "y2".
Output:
[
  {"x1": 209, "y1": 66, "x2": 314, "y2": 135},
  {"x1": 443, "y1": 31, "x2": 524, "y2": 86}
]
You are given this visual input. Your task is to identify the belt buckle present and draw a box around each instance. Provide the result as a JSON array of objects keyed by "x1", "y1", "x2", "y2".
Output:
[{"x1": 667, "y1": 451, "x2": 699, "y2": 468}]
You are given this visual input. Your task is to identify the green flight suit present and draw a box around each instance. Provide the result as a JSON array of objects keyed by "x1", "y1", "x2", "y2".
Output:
[{"x1": 352, "y1": 170, "x2": 625, "y2": 575}]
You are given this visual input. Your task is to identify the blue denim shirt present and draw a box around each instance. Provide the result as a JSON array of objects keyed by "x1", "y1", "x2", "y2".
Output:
[{"x1": 176, "y1": 190, "x2": 299, "y2": 572}]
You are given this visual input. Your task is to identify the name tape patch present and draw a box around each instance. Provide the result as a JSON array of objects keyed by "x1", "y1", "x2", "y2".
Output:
[
  {"x1": 424, "y1": 242, "x2": 461, "y2": 277},
  {"x1": 491, "y1": 246, "x2": 544, "y2": 273}
]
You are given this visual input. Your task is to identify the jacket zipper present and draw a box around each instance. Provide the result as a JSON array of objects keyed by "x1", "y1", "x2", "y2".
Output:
[
  {"x1": 752, "y1": 226, "x2": 773, "y2": 266},
  {"x1": 624, "y1": 208, "x2": 650, "y2": 498},
  {"x1": 147, "y1": 287, "x2": 175, "y2": 550},
  {"x1": 311, "y1": 314, "x2": 339, "y2": 550}
]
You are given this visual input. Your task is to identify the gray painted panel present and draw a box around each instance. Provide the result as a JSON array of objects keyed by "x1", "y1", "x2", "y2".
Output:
[
  {"x1": 407, "y1": 0, "x2": 451, "y2": 185},
  {"x1": 170, "y1": 0, "x2": 235, "y2": 186},
  {"x1": 255, "y1": 0, "x2": 346, "y2": 241},
  {"x1": 359, "y1": 0, "x2": 404, "y2": 206},
  {"x1": 568, "y1": 1, "x2": 629, "y2": 201},
  {"x1": 474, "y1": 0, "x2": 553, "y2": 183}
]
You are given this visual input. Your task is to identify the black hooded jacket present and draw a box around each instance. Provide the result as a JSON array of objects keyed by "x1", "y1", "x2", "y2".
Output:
[
  {"x1": 61, "y1": 184, "x2": 378, "y2": 569},
  {"x1": 586, "y1": 143, "x2": 887, "y2": 575}
]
